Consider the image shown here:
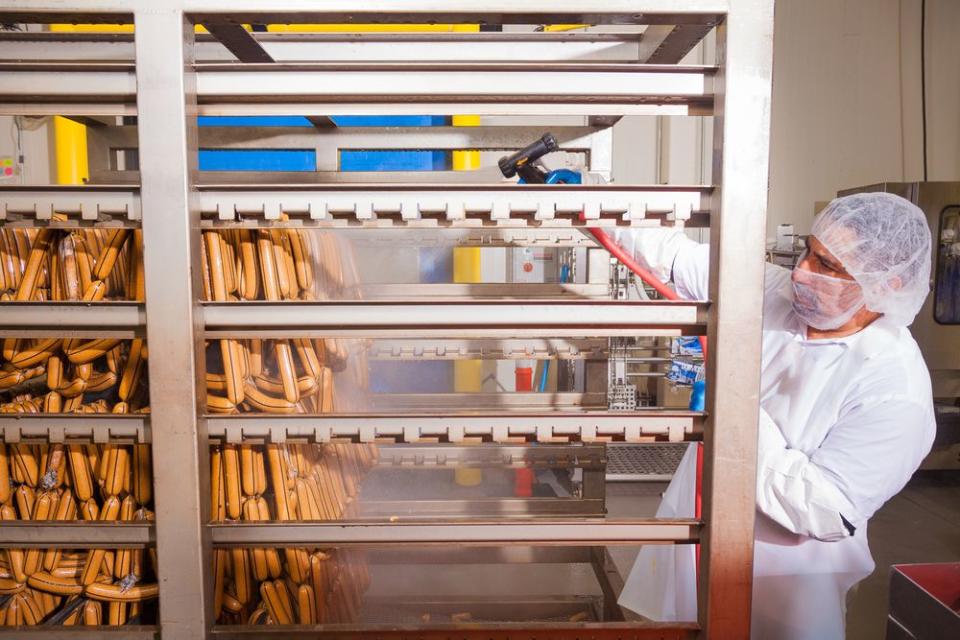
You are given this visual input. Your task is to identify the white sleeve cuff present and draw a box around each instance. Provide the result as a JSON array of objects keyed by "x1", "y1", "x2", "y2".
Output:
[
  {"x1": 755, "y1": 409, "x2": 853, "y2": 542},
  {"x1": 611, "y1": 227, "x2": 689, "y2": 284}
]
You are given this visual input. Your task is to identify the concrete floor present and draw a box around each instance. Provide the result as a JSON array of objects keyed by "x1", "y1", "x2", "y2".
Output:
[
  {"x1": 607, "y1": 471, "x2": 960, "y2": 638},
  {"x1": 846, "y1": 472, "x2": 960, "y2": 640}
]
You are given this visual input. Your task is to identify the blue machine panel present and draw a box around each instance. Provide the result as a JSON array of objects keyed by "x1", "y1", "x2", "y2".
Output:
[
  {"x1": 340, "y1": 150, "x2": 449, "y2": 172},
  {"x1": 198, "y1": 149, "x2": 316, "y2": 172}
]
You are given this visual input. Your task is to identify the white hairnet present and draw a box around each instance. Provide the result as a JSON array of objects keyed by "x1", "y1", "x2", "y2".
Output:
[{"x1": 811, "y1": 193, "x2": 931, "y2": 326}]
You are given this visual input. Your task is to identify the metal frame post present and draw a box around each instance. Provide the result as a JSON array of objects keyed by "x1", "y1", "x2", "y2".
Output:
[
  {"x1": 135, "y1": 8, "x2": 212, "y2": 637},
  {"x1": 699, "y1": 0, "x2": 775, "y2": 637}
]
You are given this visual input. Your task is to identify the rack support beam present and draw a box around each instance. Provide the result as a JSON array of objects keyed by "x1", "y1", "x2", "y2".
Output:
[
  {"x1": 134, "y1": 8, "x2": 212, "y2": 638},
  {"x1": 698, "y1": 0, "x2": 775, "y2": 637}
]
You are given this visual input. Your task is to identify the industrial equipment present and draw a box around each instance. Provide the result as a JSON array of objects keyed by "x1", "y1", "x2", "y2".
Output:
[{"x1": 0, "y1": 3, "x2": 775, "y2": 638}]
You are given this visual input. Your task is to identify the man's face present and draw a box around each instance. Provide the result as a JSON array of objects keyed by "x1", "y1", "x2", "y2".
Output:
[
  {"x1": 795, "y1": 236, "x2": 853, "y2": 280},
  {"x1": 791, "y1": 235, "x2": 864, "y2": 323}
]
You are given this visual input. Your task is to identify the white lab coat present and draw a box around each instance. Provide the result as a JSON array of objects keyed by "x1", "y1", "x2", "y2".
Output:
[{"x1": 616, "y1": 231, "x2": 936, "y2": 639}]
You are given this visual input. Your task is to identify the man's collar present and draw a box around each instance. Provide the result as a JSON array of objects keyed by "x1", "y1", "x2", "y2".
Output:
[{"x1": 790, "y1": 313, "x2": 900, "y2": 359}]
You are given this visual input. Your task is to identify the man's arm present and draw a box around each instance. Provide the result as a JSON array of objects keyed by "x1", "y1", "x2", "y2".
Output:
[
  {"x1": 756, "y1": 398, "x2": 934, "y2": 541},
  {"x1": 608, "y1": 228, "x2": 792, "y2": 301},
  {"x1": 608, "y1": 228, "x2": 705, "y2": 299}
]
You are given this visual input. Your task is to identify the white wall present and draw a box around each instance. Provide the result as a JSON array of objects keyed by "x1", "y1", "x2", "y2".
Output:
[
  {"x1": 0, "y1": 116, "x2": 52, "y2": 185},
  {"x1": 769, "y1": 0, "x2": 960, "y2": 236},
  {"x1": 612, "y1": 0, "x2": 960, "y2": 242},
  {"x1": 909, "y1": 0, "x2": 960, "y2": 181}
]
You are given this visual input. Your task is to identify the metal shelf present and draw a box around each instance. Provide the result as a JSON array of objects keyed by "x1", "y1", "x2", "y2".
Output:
[
  {"x1": 367, "y1": 392, "x2": 607, "y2": 411},
  {"x1": 208, "y1": 518, "x2": 700, "y2": 546},
  {"x1": 0, "y1": 61, "x2": 136, "y2": 117},
  {"x1": 198, "y1": 183, "x2": 709, "y2": 227},
  {"x1": 0, "y1": 61, "x2": 712, "y2": 118},
  {"x1": 359, "y1": 594, "x2": 602, "y2": 624},
  {"x1": 330, "y1": 228, "x2": 610, "y2": 248},
  {"x1": 374, "y1": 443, "x2": 606, "y2": 469},
  {"x1": 0, "y1": 414, "x2": 150, "y2": 443},
  {"x1": 367, "y1": 338, "x2": 610, "y2": 360},
  {"x1": 205, "y1": 411, "x2": 701, "y2": 444},
  {"x1": 103, "y1": 122, "x2": 602, "y2": 150},
  {"x1": 0, "y1": 630, "x2": 158, "y2": 640},
  {"x1": 0, "y1": 302, "x2": 146, "y2": 338},
  {"x1": 366, "y1": 545, "x2": 602, "y2": 564},
  {"x1": 91, "y1": 123, "x2": 609, "y2": 180},
  {"x1": 0, "y1": 522, "x2": 155, "y2": 548},
  {"x1": 0, "y1": 185, "x2": 141, "y2": 225},
  {"x1": 202, "y1": 300, "x2": 708, "y2": 339},
  {"x1": 360, "y1": 283, "x2": 612, "y2": 300},
  {"x1": 0, "y1": 184, "x2": 709, "y2": 229},
  {"x1": 208, "y1": 623, "x2": 696, "y2": 640},
  {"x1": 195, "y1": 61, "x2": 714, "y2": 117},
  {"x1": 181, "y1": 1, "x2": 728, "y2": 22},
  {"x1": 0, "y1": 31, "x2": 697, "y2": 64}
]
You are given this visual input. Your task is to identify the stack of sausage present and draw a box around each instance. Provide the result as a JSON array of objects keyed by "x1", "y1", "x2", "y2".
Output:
[
  {"x1": 1, "y1": 227, "x2": 147, "y2": 412},
  {"x1": 0, "y1": 226, "x2": 153, "y2": 625},
  {"x1": 1, "y1": 338, "x2": 148, "y2": 415},
  {"x1": 1, "y1": 223, "x2": 372, "y2": 625},
  {"x1": 205, "y1": 228, "x2": 375, "y2": 624},
  {"x1": 202, "y1": 228, "x2": 367, "y2": 415},
  {"x1": 212, "y1": 443, "x2": 376, "y2": 625},
  {"x1": 0, "y1": 443, "x2": 159, "y2": 625},
  {"x1": 0, "y1": 227, "x2": 143, "y2": 305}
]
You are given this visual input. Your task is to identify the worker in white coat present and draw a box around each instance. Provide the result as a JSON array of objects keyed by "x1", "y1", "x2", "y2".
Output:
[{"x1": 615, "y1": 192, "x2": 936, "y2": 639}]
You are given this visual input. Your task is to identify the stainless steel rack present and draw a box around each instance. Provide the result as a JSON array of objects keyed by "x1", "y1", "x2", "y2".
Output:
[
  {"x1": 205, "y1": 411, "x2": 701, "y2": 445},
  {"x1": 0, "y1": 2, "x2": 774, "y2": 638}
]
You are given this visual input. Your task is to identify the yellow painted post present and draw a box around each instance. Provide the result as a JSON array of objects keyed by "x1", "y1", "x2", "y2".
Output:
[
  {"x1": 450, "y1": 73, "x2": 484, "y2": 483},
  {"x1": 48, "y1": 25, "x2": 94, "y2": 185},
  {"x1": 51, "y1": 23, "x2": 228, "y2": 34},
  {"x1": 53, "y1": 116, "x2": 89, "y2": 185},
  {"x1": 49, "y1": 24, "x2": 134, "y2": 33},
  {"x1": 451, "y1": 114, "x2": 482, "y2": 288},
  {"x1": 266, "y1": 24, "x2": 466, "y2": 32},
  {"x1": 543, "y1": 24, "x2": 589, "y2": 32}
]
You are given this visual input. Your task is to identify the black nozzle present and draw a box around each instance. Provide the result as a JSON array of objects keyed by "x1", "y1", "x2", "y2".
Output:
[{"x1": 498, "y1": 133, "x2": 559, "y2": 179}]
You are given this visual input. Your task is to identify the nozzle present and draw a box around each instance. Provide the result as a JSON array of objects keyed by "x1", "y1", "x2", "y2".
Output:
[{"x1": 498, "y1": 133, "x2": 559, "y2": 179}]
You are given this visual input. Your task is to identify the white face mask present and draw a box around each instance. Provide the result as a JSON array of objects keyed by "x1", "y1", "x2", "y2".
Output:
[{"x1": 791, "y1": 264, "x2": 865, "y2": 330}]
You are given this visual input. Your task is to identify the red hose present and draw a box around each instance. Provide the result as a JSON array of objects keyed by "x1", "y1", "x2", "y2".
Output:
[{"x1": 585, "y1": 226, "x2": 708, "y2": 360}]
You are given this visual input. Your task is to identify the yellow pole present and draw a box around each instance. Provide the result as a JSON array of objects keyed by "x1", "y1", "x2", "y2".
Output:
[
  {"x1": 543, "y1": 24, "x2": 589, "y2": 32},
  {"x1": 48, "y1": 24, "x2": 92, "y2": 185},
  {"x1": 450, "y1": 74, "x2": 484, "y2": 483},
  {"x1": 53, "y1": 116, "x2": 89, "y2": 185}
]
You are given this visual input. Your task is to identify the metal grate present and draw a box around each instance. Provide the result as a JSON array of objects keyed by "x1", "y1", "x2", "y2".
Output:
[
  {"x1": 607, "y1": 383, "x2": 638, "y2": 411},
  {"x1": 605, "y1": 443, "x2": 690, "y2": 481}
]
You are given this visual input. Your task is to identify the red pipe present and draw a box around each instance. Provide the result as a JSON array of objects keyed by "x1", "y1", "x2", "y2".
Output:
[{"x1": 585, "y1": 226, "x2": 708, "y2": 359}]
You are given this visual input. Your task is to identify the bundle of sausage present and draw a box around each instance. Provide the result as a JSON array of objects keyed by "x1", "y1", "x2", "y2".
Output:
[
  {"x1": 0, "y1": 443, "x2": 159, "y2": 626},
  {"x1": 202, "y1": 228, "x2": 367, "y2": 415},
  {"x1": 1, "y1": 339, "x2": 148, "y2": 415},
  {"x1": 212, "y1": 443, "x2": 376, "y2": 624},
  {"x1": 0, "y1": 227, "x2": 142, "y2": 304},
  {"x1": 1, "y1": 226, "x2": 146, "y2": 411}
]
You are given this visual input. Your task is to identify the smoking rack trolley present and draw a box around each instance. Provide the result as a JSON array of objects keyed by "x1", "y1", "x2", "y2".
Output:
[{"x1": 0, "y1": 1, "x2": 774, "y2": 638}]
